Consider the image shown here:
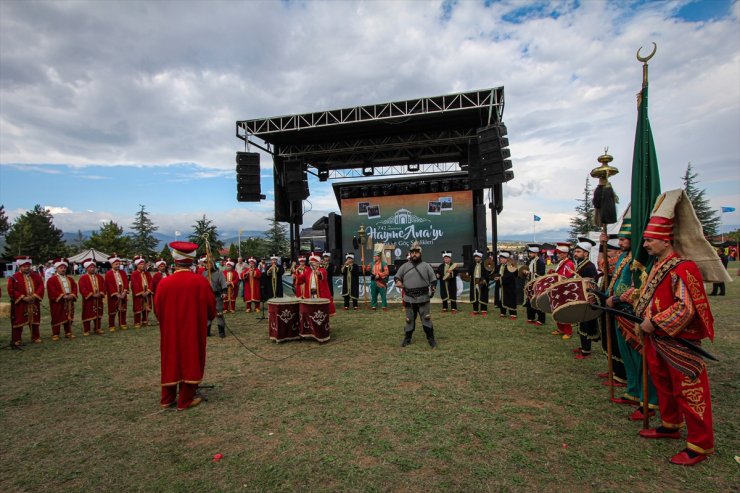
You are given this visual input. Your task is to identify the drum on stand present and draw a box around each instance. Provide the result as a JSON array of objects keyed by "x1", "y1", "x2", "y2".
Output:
[
  {"x1": 524, "y1": 279, "x2": 536, "y2": 303},
  {"x1": 268, "y1": 297, "x2": 300, "y2": 342},
  {"x1": 299, "y1": 298, "x2": 331, "y2": 342},
  {"x1": 532, "y1": 274, "x2": 562, "y2": 313},
  {"x1": 549, "y1": 278, "x2": 601, "y2": 324}
]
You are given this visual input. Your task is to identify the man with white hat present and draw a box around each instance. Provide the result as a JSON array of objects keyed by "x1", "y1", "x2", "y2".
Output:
[
  {"x1": 131, "y1": 256, "x2": 154, "y2": 328},
  {"x1": 496, "y1": 251, "x2": 518, "y2": 319},
  {"x1": 152, "y1": 259, "x2": 170, "y2": 296},
  {"x1": 241, "y1": 257, "x2": 262, "y2": 313},
  {"x1": 322, "y1": 252, "x2": 336, "y2": 298},
  {"x1": 394, "y1": 241, "x2": 438, "y2": 347},
  {"x1": 222, "y1": 259, "x2": 239, "y2": 313},
  {"x1": 467, "y1": 250, "x2": 490, "y2": 316},
  {"x1": 203, "y1": 256, "x2": 229, "y2": 337},
  {"x1": 436, "y1": 251, "x2": 458, "y2": 313},
  {"x1": 7, "y1": 256, "x2": 45, "y2": 346},
  {"x1": 46, "y1": 258, "x2": 78, "y2": 341},
  {"x1": 79, "y1": 259, "x2": 106, "y2": 336},
  {"x1": 105, "y1": 254, "x2": 129, "y2": 331},
  {"x1": 264, "y1": 255, "x2": 285, "y2": 299},
  {"x1": 549, "y1": 242, "x2": 575, "y2": 339},
  {"x1": 155, "y1": 241, "x2": 216, "y2": 411},
  {"x1": 572, "y1": 238, "x2": 599, "y2": 358},
  {"x1": 341, "y1": 253, "x2": 360, "y2": 310},
  {"x1": 522, "y1": 244, "x2": 546, "y2": 326}
]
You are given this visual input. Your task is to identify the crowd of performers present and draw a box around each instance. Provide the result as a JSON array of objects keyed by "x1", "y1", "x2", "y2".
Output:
[{"x1": 4, "y1": 192, "x2": 722, "y2": 464}]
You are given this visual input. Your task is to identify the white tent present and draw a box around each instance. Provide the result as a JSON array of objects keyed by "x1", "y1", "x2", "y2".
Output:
[{"x1": 67, "y1": 248, "x2": 110, "y2": 263}]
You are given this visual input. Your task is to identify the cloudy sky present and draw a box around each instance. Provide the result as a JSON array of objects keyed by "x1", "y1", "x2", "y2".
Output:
[{"x1": 1, "y1": 0, "x2": 738, "y2": 241}]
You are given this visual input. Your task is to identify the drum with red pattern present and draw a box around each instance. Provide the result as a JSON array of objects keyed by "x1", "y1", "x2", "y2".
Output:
[
  {"x1": 549, "y1": 278, "x2": 601, "y2": 324},
  {"x1": 299, "y1": 298, "x2": 331, "y2": 342},
  {"x1": 268, "y1": 298, "x2": 300, "y2": 342},
  {"x1": 532, "y1": 274, "x2": 562, "y2": 313}
]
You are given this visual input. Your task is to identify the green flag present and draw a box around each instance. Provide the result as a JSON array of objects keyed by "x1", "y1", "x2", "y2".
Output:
[{"x1": 630, "y1": 83, "x2": 661, "y2": 286}]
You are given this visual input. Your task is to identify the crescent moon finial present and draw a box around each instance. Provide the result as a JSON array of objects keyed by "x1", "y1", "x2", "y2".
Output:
[{"x1": 636, "y1": 42, "x2": 657, "y2": 63}]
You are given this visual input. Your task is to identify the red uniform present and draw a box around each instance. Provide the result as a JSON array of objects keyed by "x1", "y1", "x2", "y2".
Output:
[
  {"x1": 637, "y1": 253, "x2": 715, "y2": 455},
  {"x1": 131, "y1": 269, "x2": 154, "y2": 327},
  {"x1": 292, "y1": 264, "x2": 308, "y2": 298},
  {"x1": 152, "y1": 271, "x2": 169, "y2": 293},
  {"x1": 47, "y1": 273, "x2": 78, "y2": 338},
  {"x1": 301, "y1": 266, "x2": 336, "y2": 314},
  {"x1": 223, "y1": 270, "x2": 239, "y2": 313},
  {"x1": 79, "y1": 272, "x2": 106, "y2": 334},
  {"x1": 241, "y1": 266, "x2": 261, "y2": 312},
  {"x1": 105, "y1": 268, "x2": 129, "y2": 330},
  {"x1": 155, "y1": 269, "x2": 216, "y2": 410},
  {"x1": 551, "y1": 257, "x2": 576, "y2": 336},
  {"x1": 7, "y1": 271, "x2": 44, "y2": 344}
]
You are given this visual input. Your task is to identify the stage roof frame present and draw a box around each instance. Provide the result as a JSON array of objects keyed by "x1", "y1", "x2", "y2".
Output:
[{"x1": 236, "y1": 87, "x2": 504, "y2": 173}]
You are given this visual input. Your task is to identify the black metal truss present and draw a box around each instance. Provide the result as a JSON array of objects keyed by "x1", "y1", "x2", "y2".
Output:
[{"x1": 323, "y1": 163, "x2": 462, "y2": 179}]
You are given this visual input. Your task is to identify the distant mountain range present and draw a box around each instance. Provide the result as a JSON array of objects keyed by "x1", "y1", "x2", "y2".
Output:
[{"x1": 60, "y1": 230, "x2": 266, "y2": 252}]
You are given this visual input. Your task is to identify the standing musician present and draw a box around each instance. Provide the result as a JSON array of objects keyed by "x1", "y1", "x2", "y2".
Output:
[
  {"x1": 523, "y1": 244, "x2": 546, "y2": 326},
  {"x1": 467, "y1": 251, "x2": 490, "y2": 316},
  {"x1": 322, "y1": 252, "x2": 336, "y2": 298},
  {"x1": 572, "y1": 238, "x2": 599, "y2": 358},
  {"x1": 264, "y1": 255, "x2": 285, "y2": 299},
  {"x1": 79, "y1": 259, "x2": 107, "y2": 336},
  {"x1": 47, "y1": 258, "x2": 78, "y2": 340},
  {"x1": 155, "y1": 241, "x2": 216, "y2": 411},
  {"x1": 291, "y1": 257, "x2": 307, "y2": 298},
  {"x1": 222, "y1": 259, "x2": 239, "y2": 313},
  {"x1": 152, "y1": 259, "x2": 170, "y2": 294},
  {"x1": 497, "y1": 251, "x2": 518, "y2": 319},
  {"x1": 549, "y1": 242, "x2": 576, "y2": 340},
  {"x1": 341, "y1": 253, "x2": 360, "y2": 310},
  {"x1": 394, "y1": 241, "x2": 437, "y2": 348},
  {"x1": 369, "y1": 251, "x2": 390, "y2": 311},
  {"x1": 203, "y1": 256, "x2": 228, "y2": 338},
  {"x1": 305, "y1": 254, "x2": 336, "y2": 314},
  {"x1": 8, "y1": 255, "x2": 44, "y2": 346},
  {"x1": 436, "y1": 251, "x2": 458, "y2": 313},
  {"x1": 105, "y1": 255, "x2": 129, "y2": 331},
  {"x1": 131, "y1": 256, "x2": 154, "y2": 328},
  {"x1": 241, "y1": 257, "x2": 262, "y2": 313}
]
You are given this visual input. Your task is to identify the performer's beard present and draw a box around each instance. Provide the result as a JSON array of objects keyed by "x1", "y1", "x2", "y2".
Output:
[{"x1": 411, "y1": 256, "x2": 422, "y2": 264}]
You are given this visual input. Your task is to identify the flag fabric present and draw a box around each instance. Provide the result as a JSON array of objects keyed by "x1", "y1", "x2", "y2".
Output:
[
  {"x1": 533, "y1": 215, "x2": 541, "y2": 222},
  {"x1": 721, "y1": 206, "x2": 736, "y2": 213},
  {"x1": 630, "y1": 82, "x2": 661, "y2": 286}
]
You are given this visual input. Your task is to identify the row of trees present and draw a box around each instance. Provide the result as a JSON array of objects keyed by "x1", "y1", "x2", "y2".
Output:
[
  {"x1": 568, "y1": 163, "x2": 724, "y2": 241},
  {"x1": 0, "y1": 204, "x2": 290, "y2": 264}
]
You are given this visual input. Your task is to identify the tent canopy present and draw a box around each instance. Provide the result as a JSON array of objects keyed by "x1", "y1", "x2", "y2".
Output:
[{"x1": 67, "y1": 248, "x2": 110, "y2": 263}]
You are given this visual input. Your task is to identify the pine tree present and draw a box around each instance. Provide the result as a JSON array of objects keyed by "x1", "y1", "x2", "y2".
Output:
[
  {"x1": 263, "y1": 218, "x2": 290, "y2": 256},
  {"x1": 240, "y1": 236, "x2": 269, "y2": 260},
  {"x1": 228, "y1": 243, "x2": 239, "y2": 260},
  {"x1": 84, "y1": 221, "x2": 133, "y2": 258},
  {"x1": 0, "y1": 205, "x2": 9, "y2": 235},
  {"x1": 188, "y1": 214, "x2": 224, "y2": 258},
  {"x1": 3, "y1": 205, "x2": 67, "y2": 261},
  {"x1": 682, "y1": 163, "x2": 720, "y2": 238},
  {"x1": 130, "y1": 204, "x2": 159, "y2": 258},
  {"x1": 158, "y1": 244, "x2": 174, "y2": 265},
  {"x1": 568, "y1": 178, "x2": 599, "y2": 242}
]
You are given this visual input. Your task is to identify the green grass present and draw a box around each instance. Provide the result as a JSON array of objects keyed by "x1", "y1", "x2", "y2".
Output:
[{"x1": 1, "y1": 266, "x2": 739, "y2": 492}]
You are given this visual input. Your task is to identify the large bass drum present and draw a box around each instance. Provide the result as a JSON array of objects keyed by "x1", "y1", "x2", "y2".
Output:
[
  {"x1": 268, "y1": 297, "x2": 300, "y2": 342},
  {"x1": 299, "y1": 298, "x2": 331, "y2": 342}
]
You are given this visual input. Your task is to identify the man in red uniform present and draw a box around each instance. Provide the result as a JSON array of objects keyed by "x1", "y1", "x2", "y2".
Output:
[
  {"x1": 105, "y1": 255, "x2": 129, "y2": 331},
  {"x1": 151, "y1": 259, "x2": 169, "y2": 294},
  {"x1": 223, "y1": 259, "x2": 239, "y2": 313},
  {"x1": 79, "y1": 258, "x2": 107, "y2": 336},
  {"x1": 131, "y1": 256, "x2": 154, "y2": 328},
  {"x1": 549, "y1": 242, "x2": 575, "y2": 339},
  {"x1": 241, "y1": 257, "x2": 261, "y2": 312},
  {"x1": 7, "y1": 256, "x2": 44, "y2": 346},
  {"x1": 46, "y1": 258, "x2": 78, "y2": 340},
  {"x1": 304, "y1": 254, "x2": 336, "y2": 314},
  {"x1": 636, "y1": 211, "x2": 718, "y2": 466},
  {"x1": 292, "y1": 257, "x2": 307, "y2": 298},
  {"x1": 155, "y1": 241, "x2": 216, "y2": 411}
]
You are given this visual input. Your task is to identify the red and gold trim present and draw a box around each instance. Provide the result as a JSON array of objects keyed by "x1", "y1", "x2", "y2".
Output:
[{"x1": 643, "y1": 215, "x2": 673, "y2": 240}]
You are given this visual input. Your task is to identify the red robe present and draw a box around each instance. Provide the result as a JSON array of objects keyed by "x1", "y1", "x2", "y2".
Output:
[
  {"x1": 7, "y1": 271, "x2": 44, "y2": 328},
  {"x1": 152, "y1": 271, "x2": 169, "y2": 294},
  {"x1": 79, "y1": 273, "x2": 106, "y2": 321},
  {"x1": 301, "y1": 267, "x2": 336, "y2": 314},
  {"x1": 47, "y1": 274, "x2": 78, "y2": 326},
  {"x1": 241, "y1": 267, "x2": 262, "y2": 302},
  {"x1": 105, "y1": 268, "x2": 129, "y2": 311},
  {"x1": 155, "y1": 270, "x2": 216, "y2": 386},
  {"x1": 224, "y1": 270, "x2": 239, "y2": 302},
  {"x1": 131, "y1": 269, "x2": 154, "y2": 314},
  {"x1": 553, "y1": 258, "x2": 576, "y2": 278}
]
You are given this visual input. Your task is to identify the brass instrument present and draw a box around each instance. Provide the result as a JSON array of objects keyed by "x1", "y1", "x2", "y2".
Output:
[
  {"x1": 484, "y1": 257, "x2": 495, "y2": 272},
  {"x1": 518, "y1": 265, "x2": 530, "y2": 278},
  {"x1": 460, "y1": 271, "x2": 471, "y2": 283},
  {"x1": 442, "y1": 262, "x2": 458, "y2": 281}
]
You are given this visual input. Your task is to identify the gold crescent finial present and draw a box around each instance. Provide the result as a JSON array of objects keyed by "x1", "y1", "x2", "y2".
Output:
[{"x1": 636, "y1": 42, "x2": 657, "y2": 63}]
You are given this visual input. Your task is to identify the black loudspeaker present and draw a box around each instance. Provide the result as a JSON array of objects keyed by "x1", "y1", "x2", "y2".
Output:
[
  {"x1": 493, "y1": 183, "x2": 504, "y2": 214},
  {"x1": 462, "y1": 244, "x2": 473, "y2": 270},
  {"x1": 474, "y1": 203, "x2": 487, "y2": 251},
  {"x1": 285, "y1": 160, "x2": 309, "y2": 201},
  {"x1": 236, "y1": 152, "x2": 262, "y2": 202},
  {"x1": 468, "y1": 124, "x2": 515, "y2": 188},
  {"x1": 327, "y1": 212, "x2": 341, "y2": 254},
  {"x1": 274, "y1": 159, "x2": 291, "y2": 222}
]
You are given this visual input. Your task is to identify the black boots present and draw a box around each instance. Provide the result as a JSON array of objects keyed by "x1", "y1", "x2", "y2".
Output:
[
  {"x1": 218, "y1": 325, "x2": 226, "y2": 339},
  {"x1": 401, "y1": 330, "x2": 413, "y2": 347},
  {"x1": 423, "y1": 326, "x2": 437, "y2": 348}
]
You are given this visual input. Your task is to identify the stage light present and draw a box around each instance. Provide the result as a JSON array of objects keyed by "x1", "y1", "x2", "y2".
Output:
[
  {"x1": 318, "y1": 168, "x2": 329, "y2": 182},
  {"x1": 408, "y1": 163, "x2": 420, "y2": 172},
  {"x1": 362, "y1": 166, "x2": 374, "y2": 176},
  {"x1": 361, "y1": 186, "x2": 369, "y2": 197},
  {"x1": 442, "y1": 181, "x2": 450, "y2": 192},
  {"x1": 371, "y1": 186, "x2": 380, "y2": 196},
  {"x1": 429, "y1": 181, "x2": 439, "y2": 193}
]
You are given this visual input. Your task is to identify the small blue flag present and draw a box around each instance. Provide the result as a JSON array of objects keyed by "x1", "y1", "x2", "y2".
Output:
[
  {"x1": 533, "y1": 214, "x2": 542, "y2": 222},
  {"x1": 721, "y1": 206, "x2": 736, "y2": 213}
]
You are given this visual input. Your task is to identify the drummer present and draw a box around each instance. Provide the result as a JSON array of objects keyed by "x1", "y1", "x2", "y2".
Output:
[
  {"x1": 523, "y1": 244, "x2": 546, "y2": 326},
  {"x1": 305, "y1": 254, "x2": 336, "y2": 315},
  {"x1": 549, "y1": 242, "x2": 576, "y2": 340},
  {"x1": 572, "y1": 237, "x2": 599, "y2": 359}
]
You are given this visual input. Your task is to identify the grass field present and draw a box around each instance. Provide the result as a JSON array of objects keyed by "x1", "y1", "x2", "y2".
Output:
[{"x1": 1, "y1": 267, "x2": 738, "y2": 492}]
